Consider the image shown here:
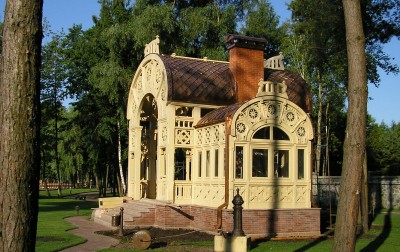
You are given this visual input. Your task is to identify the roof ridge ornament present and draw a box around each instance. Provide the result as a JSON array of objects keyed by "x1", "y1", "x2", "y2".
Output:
[
  {"x1": 144, "y1": 35, "x2": 160, "y2": 56},
  {"x1": 264, "y1": 52, "x2": 285, "y2": 70},
  {"x1": 257, "y1": 79, "x2": 288, "y2": 98}
]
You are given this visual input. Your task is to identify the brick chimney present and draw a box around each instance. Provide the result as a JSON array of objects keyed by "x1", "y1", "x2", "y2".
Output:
[{"x1": 226, "y1": 34, "x2": 268, "y2": 102}]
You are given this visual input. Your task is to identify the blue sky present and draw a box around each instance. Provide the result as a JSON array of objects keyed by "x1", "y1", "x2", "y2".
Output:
[{"x1": 0, "y1": 0, "x2": 398, "y2": 123}]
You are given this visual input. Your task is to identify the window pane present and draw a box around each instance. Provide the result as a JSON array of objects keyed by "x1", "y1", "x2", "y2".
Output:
[
  {"x1": 235, "y1": 146, "x2": 243, "y2": 179},
  {"x1": 298, "y1": 149, "x2": 305, "y2": 179},
  {"x1": 174, "y1": 148, "x2": 186, "y2": 180},
  {"x1": 273, "y1": 127, "x2": 290, "y2": 140},
  {"x1": 223, "y1": 149, "x2": 226, "y2": 177},
  {"x1": 252, "y1": 149, "x2": 268, "y2": 177},
  {"x1": 206, "y1": 150, "x2": 210, "y2": 177},
  {"x1": 215, "y1": 149, "x2": 219, "y2": 177},
  {"x1": 253, "y1": 127, "x2": 270, "y2": 139},
  {"x1": 198, "y1": 151, "x2": 202, "y2": 177},
  {"x1": 274, "y1": 150, "x2": 289, "y2": 178}
]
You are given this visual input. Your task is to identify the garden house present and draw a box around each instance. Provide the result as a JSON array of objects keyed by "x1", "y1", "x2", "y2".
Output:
[{"x1": 120, "y1": 35, "x2": 319, "y2": 236}]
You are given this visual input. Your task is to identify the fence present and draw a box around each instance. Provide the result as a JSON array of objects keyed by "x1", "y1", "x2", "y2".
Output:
[
  {"x1": 312, "y1": 174, "x2": 400, "y2": 210},
  {"x1": 39, "y1": 182, "x2": 91, "y2": 190}
]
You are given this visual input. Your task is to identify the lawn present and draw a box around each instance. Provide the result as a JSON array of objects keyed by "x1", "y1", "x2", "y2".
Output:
[
  {"x1": 35, "y1": 191, "x2": 400, "y2": 252},
  {"x1": 100, "y1": 211, "x2": 400, "y2": 252},
  {"x1": 251, "y1": 210, "x2": 400, "y2": 252},
  {"x1": 36, "y1": 189, "x2": 98, "y2": 252}
]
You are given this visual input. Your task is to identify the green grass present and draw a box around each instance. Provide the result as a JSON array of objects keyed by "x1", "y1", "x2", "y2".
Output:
[
  {"x1": 35, "y1": 193, "x2": 400, "y2": 252},
  {"x1": 36, "y1": 189, "x2": 98, "y2": 252},
  {"x1": 251, "y1": 211, "x2": 400, "y2": 252},
  {"x1": 99, "y1": 211, "x2": 400, "y2": 252}
]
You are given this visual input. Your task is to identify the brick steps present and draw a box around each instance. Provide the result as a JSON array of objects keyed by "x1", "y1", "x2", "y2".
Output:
[{"x1": 92, "y1": 199, "x2": 158, "y2": 228}]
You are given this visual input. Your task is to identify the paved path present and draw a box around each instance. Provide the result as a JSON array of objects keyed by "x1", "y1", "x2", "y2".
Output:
[{"x1": 61, "y1": 216, "x2": 119, "y2": 252}]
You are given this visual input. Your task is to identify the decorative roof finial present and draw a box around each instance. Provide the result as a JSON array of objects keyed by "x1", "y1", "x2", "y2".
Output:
[
  {"x1": 264, "y1": 52, "x2": 285, "y2": 70},
  {"x1": 144, "y1": 35, "x2": 160, "y2": 56}
]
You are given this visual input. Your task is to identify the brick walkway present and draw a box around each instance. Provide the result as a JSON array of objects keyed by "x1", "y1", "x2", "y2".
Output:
[{"x1": 61, "y1": 216, "x2": 119, "y2": 252}]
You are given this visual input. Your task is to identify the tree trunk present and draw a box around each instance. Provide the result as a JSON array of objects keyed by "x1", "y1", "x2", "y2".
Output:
[
  {"x1": 360, "y1": 152, "x2": 369, "y2": 233},
  {"x1": 117, "y1": 120, "x2": 126, "y2": 195},
  {"x1": 0, "y1": 0, "x2": 43, "y2": 251},
  {"x1": 54, "y1": 85, "x2": 62, "y2": 197},
  {"x1": 332, "y1": 0, "x2": 367, "y2": 251},
  {"x1": 42, "y1": 149, "x2": 51, "y2": 197},
  {"x1": 316, "y1": 81, "x2": 323, "y2": 175}
]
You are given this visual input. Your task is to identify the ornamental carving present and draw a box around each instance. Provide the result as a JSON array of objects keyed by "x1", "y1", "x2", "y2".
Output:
[
  {"x1": 162, "y1": 126, "x2": 167, "y2": 143},
  {"x1": 213, "y1": 126, "x2": 220, "y2": 142},
  {"x1": 296, "y1": 186, "x2": 308, "y2": 203},
  {"x1": 233, "y1": 98, "x2": 312, "y2": 143},
  {"x1": 175, "y1": 129, "x2": 192, "y2": 145},
  {"x1": 161, "y1": 86, "x2": 166, "y2": 101},
  {"x1": 249, "y1": 186, "x2": 273, "y2": 202},
  {"x1": 196, "y1": 129, "x2": 203, "y2": 145},
  {"x1": 236, "y1": 122, "x2": 246, "y2": 133},
  {"x1": 144, "y1": 36, "x2": 160, "y2": 56},
  {"x1": 297, "y1": 127, "x2": 305, "y2": 137},
  {"x1": 137, "y1": 74, "x2": 143, "y2": 91},
  {"x1": 248, "y1": 108, "x2": 258, "y2": 119},
  {"x1": 267, "y1": 104, "x2": 276, "y2": 115}
]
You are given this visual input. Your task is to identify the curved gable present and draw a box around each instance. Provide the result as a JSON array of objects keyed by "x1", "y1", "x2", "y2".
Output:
[
  {"x1": 127, "y1": 53, "x2": 168, "y2": 121},
  {"x1": 230, "y1": 96, "x2": 313, "y2": 144}
]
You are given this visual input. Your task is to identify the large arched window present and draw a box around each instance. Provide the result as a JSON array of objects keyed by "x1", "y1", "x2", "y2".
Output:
[
  {"x1": 251, "y1": 126, "x2": 291, "y2": 178},
  {"x1": 253, "y1": 126, "x2": 290, "y2": 141}
]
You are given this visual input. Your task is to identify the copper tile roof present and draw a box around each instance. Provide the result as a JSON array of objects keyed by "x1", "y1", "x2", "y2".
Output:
[
  {"x1": 194, "y1": 102, "x2": 246, "y2": 128},
  {"x1": 160, "y1": 55, "x2": 237, "y2": 105},
  {"x1": 264, "y1": 69, "x2": 312, "y2": 113},
  {"x1": 195, "y1": 69, "x2": 312, "y2": 128}
]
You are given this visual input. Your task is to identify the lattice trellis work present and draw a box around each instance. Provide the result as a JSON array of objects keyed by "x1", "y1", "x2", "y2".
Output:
[
  {"x1": 175, "y1": 129, "x2": 192, "y2": 145},
  {"x1": 193, "y1": 184, "x2": 225, "y2": 203},
  {"x1": 195, "y1": 123, "x2": 226, "y2": 146},
  {"x1": 248, "y1": 185, "x2": 295, "y2": 203},
  {"x1": 296, "y1": 186, "x2": 308, "y2": 203}
]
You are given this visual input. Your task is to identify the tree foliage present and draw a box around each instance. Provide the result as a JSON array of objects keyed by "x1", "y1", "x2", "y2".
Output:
[
  {"x1": 38, "y1": 0, "x2": 284, "y2": 196},
  {"x1": 283, "y1": 0, "x2": 399, "y2": 176},
  {"x1": 367, "y1": 120, "x2": 400, "y2": 175},
  {"x1": 37, "y1": 0, "x2": 400, "y2": 201}
]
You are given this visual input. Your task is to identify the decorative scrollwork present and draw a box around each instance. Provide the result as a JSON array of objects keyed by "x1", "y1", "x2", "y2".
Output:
[
  {"x1": 268, "y1": 104, "x2": 276, "y2": 115},
  {"x1": 137, "y1": 76, "x2": 142, "y2": 91},
  {"x1": 286, "y1": 111, "x2": 295, "y2": 122},
  {"x1": 297, "y1": 127, "x2": 305, "y2": 137},
  {"x1": 161, "y1": 86, "x2": 166, "y2": 101},
  {"x1": 146, "y1": 65, "x2": 152, "y2": 82},
  {"x1": 248, "y1": 108, "x2": 258, "y2": 119},
  {"x1": 236, "y1": 122, "x2": 246, "y2": 133},
  {"x1": 155, "y1": 67, "x2": 162, "y2": 84},
  {"x1": 162, "y1": 127, "x2": 167, "y2": 142}
]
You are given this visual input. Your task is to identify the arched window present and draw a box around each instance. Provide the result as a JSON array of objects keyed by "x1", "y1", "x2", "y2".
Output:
[
  {"x1": 253, "y1": 126, "x2": 290, "y2": 141},
  {"x1": 273, "y1": 127, "x2": 289, "y2": 140},
  {"x1": 251, "y1": 126, "x2": 291, "y2": 178},
  {"x1": 253, "y1": 127, "x2": 270, "y2": 139}
]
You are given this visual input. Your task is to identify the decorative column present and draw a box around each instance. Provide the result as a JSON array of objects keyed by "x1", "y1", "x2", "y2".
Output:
[{"x1": 232, "y1": 188, "x2": 245, "y2": 236}]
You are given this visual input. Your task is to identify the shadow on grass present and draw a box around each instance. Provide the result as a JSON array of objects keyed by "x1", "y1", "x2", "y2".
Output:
[
  {"x1": 359, "y1": 210, "x2": 392, "y2": 252},
  {"x1": 292, "y1": 229, "x2": 333, "y2": 252},
  {"x1": 39, "y1": 199, "x2": 98, "y2": 213}
]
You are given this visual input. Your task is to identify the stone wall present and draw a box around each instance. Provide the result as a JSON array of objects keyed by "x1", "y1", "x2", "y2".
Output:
[{"x1": 312, "y1": 175, "x2": 400, "y2": 210}]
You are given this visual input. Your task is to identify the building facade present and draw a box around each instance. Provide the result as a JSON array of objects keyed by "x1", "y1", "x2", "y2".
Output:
[{"x1": 125, "y1": 35, "x2": 320, "y2": 236}]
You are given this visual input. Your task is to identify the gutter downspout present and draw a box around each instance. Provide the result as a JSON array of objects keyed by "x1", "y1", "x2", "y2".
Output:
[{"x1": 216, "y1": 116, "x2": 232, "y2": 231}]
